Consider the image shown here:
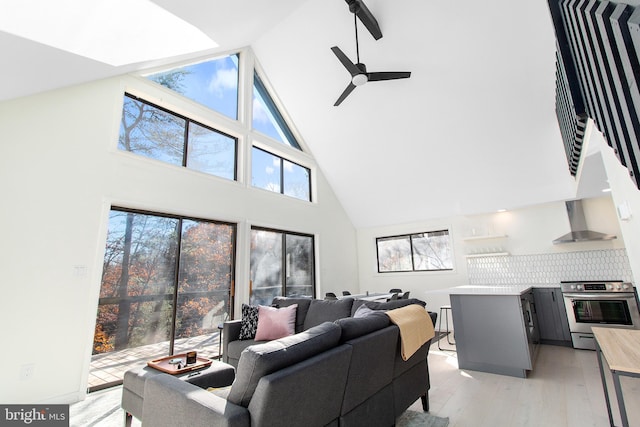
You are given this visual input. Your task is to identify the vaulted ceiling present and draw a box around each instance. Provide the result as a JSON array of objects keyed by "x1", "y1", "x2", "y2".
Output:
[{"x1": 1, "y1": 0, "x2": 606, "y2": 228}]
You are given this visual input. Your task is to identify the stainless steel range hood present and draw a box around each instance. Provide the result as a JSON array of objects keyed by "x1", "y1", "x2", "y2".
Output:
[{"x1": 552, "y1": 200, "x2": 617, "y2": 244}]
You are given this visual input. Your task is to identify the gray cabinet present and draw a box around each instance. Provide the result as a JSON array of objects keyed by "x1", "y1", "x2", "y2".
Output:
[
  {"x1": 532, "y1": 288, "x2": 571, "y2": 345},
  {"x1": 450, "y1": 293, "x2": 535, "y2": 378}
]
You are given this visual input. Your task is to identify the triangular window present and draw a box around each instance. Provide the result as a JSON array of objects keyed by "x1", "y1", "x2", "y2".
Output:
[
  {"x1": 145, "y1": 54, "x2": 239, "y2": 120},
  {"x1": 252, "y1": 72, "x2": 301, "y2": 150}
]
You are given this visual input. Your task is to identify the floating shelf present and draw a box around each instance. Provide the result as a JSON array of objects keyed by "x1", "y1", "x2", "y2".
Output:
[
  {"x1": 462, "y1": 234, "x2": 508, "y2": 241},
  {"x1": 465, "y1": 252, "x2": 510, "y2": 258}
]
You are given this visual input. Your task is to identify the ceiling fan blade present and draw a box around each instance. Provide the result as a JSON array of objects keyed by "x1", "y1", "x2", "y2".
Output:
[
  {"x1": 367, "y1": 71, "x2": 411, "y2": 82},
  {"x1": 345, "y1": 0, "x2": 382, "y2": 40},
  {"x1": 334, "y1": 83, "x2": 357, "y2": 106},
  {"x1": 331, "y1": 46, "x2": 360, "y2": 76}
]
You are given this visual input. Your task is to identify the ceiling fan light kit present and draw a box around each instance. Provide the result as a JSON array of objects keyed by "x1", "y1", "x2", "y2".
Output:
[{"x1": 333, "y1": 0, "x2": 411, "y2": 106}]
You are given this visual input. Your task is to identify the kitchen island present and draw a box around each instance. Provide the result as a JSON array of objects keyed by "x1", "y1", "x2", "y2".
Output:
[{"x1": 448, "y1": 285, "x2": 542, "y2": 378}]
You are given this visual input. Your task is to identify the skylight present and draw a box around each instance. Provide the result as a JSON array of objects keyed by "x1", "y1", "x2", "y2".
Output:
[{"x1": 0, "y1": 0, "x2": 218, "y2": 66}]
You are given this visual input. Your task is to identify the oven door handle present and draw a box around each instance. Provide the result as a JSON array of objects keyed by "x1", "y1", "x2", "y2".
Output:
[{"x1": 563, "y1": 293, "x2": 635, "y2": 300}]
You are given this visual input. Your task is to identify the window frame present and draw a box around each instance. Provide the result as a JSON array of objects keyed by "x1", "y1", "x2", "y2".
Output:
[
  {"x1": 119, "y1": 92, "x2": 239, "y2": 181},
  {"x1": 375, "y1": 229, "x2": 454, "y2": 273},
  {"x1": 250, "y1": 226, "x2": 316, "y2": 302},
  {"x1": 99, "y1": 206, "x2": 238, "y2": 342},
  {"x1": 91, "y1": 206, "x2": 237, "y2": 391},
  {"x1": 251, "y1": 145, "x2": 312, "y2": 202},
  {"x1": 144, "y1": 53, "x2": 240, "y2": 121},
  {"x1": 252, "y1": 71, "x2": 302, "y2": 150}
]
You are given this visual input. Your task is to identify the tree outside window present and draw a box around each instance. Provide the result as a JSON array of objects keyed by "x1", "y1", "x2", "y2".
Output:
[
  {"x1": 250, "y1": 228, "x2": 315, "y2": 305},
  {"x1": 376, "y1": 230, "x2": 453, "y2": 273}
]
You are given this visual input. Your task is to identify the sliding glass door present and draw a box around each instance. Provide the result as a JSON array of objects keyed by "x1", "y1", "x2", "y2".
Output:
[
  {"x1": 90, "y1": 208, "x2": 235, "y2": 391},
  {"x1": 250, "y1": 227, "x2": 315, "y2": 305}
]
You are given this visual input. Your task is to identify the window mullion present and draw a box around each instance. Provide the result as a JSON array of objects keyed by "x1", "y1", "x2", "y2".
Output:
[
  {"x1": 183, "y1": 121, "x2": 190, "y2": 167},
  {"x1": 168, "y1": 218, "x2": 183, "y2": 355},
  {"x1": 409, "y1": 235, "x2": 416, "y2": 271},
  {"x1": 281, "y1": 232, "x2": 287, "y2": 296},
  {"x1": 280, "y1": 157, "x2": 285, "y2": 195}
]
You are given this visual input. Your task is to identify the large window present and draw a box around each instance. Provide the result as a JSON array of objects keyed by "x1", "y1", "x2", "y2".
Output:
[
  {"x1": 250, "y1": 227, "x2": 315, "y2": 305},
  {"x1": 119, "y1": 93, "x2": 237, "y2": 180},
  {"x1": 376, "y1": 230, "x2": 453, "y2": 273},
  {"x1": 145, "y1": 54, "x2": 239, "y2": 120},
  {"x1": 91, "y1": 208, "x2": 235, "y2": 390},
  {"x1": 252, "y1": 72, "x2": 301, "y2": 150},
  {"x1": 251, "y1": 146, "x2": 311, "y2": 201}
]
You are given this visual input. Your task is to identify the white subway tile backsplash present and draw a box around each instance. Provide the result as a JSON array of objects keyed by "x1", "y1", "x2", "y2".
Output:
[{"x1": 467, "y1": 249, "x2": 633, "y2": 285}]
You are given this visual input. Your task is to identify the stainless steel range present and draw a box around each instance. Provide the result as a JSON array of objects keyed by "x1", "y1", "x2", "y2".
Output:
[{"x1": 561, "y1": 281, "x2": 640, "y2": 350}]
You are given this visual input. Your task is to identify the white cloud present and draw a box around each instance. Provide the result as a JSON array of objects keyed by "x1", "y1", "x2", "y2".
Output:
[
  {"x1": 253, "y1": 97, "x2": 269, "y2": 124},
  {"x1": 208, "y1": 68, "x2": 237, "y2": 97}
]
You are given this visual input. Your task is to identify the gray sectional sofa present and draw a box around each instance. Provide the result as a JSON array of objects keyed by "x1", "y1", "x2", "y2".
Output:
[{"x1": 141, "y1": 297, "x2": 437, "y2": 427}]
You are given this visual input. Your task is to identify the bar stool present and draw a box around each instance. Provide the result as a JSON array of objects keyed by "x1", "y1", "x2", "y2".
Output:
[{"x1": 438, "y1": 305, "x2": 456, "y2": 351}]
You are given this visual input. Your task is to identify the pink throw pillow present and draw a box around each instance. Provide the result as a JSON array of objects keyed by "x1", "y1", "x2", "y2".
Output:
[{"x1": 254, "y1": 304, "x2": 298, "y2": 341}]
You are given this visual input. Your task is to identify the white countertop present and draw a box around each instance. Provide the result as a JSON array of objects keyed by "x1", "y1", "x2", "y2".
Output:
[{"x1": 446, "y1": 284, "x2": 558, "y2": 296}]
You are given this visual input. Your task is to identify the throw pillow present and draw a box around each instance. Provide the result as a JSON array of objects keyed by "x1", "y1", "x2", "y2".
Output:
[
  {"x1": 254, "y1": 304, "x2": 298, "y2": 341},
  {"x1": 271, "y1": 297, "x2": 312, "y2": 333},
  {"x1": 303, "y1": 298, "x2": 354, "y2": 330},
  {"x1": 239, "y1": 304, "x2": 259, "y2": 340},
  {"x1": 353, "y1": 303, "x2": 375, "y2": 318},
  {"x1": 366, "y1": 298, "x2": 426, "y2": 311}
]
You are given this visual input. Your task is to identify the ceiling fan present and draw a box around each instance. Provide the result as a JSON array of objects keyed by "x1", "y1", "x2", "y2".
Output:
[
  {"x1": 345, "y1": 0, "x2": 382, "y2": 40},
  {"x1": 332, "y1": 4, "x2": 411, "y2": 106}
]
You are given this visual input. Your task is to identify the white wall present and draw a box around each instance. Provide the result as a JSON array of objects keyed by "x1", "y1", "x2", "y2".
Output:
[
  {"x1": 356, "y1": 195, "x2": 626, "y2": 322},
  {"x1": 0, "y1": 75, "x2": 358, "y2": 404}
]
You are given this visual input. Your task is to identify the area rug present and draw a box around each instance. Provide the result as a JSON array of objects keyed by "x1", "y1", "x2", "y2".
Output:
[{"x1": 397, "y1": 410, "x2": 449, "y2": 427}]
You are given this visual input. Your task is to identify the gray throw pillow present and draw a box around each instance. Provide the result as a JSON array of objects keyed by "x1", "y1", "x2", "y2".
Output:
[
  {"x1": 353, "y1": 303, "x2": 375, "y2": 318},
  {"x1": 365, "y1": 298, "x2": 426, "y2": 311},
  {"x1": 335, "y1": 311, "x2": 390, "y2": 342},
  {"x1": 303, "y1": 298, "x2": 354, "y2": 330}
]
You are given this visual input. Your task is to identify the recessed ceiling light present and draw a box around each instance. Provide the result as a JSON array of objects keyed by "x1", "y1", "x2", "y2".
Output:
[
  {"x1": 602, "y1": 188, "x2": 612, "y2": 193},
  {"x1": 496, "y1": 209, "x2": 507, "y2": 213},
  {"x1": 0, "y1": 0, "x2": 218, "y2": 66}
]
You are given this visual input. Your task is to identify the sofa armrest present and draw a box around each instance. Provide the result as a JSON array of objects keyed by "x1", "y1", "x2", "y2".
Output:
[
  {"x1": 223, "y1": 319, "x2": 242, "y2": 364},
  {"x1": 144, "y1": 374, "x2": 249, "y2": 427},
  {"x1": 427, "y1": 311, "x2": 437, "y2": 329}
]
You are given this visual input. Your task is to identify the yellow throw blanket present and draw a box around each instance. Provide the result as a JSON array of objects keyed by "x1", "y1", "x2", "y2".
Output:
[{"x1": 386, "y1": 305, "x2": 435, "y2": 361}]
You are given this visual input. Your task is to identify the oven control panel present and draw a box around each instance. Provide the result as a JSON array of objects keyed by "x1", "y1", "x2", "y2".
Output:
[{"x1": 561, "y1": 281, "x2": 633, "y2": 293}]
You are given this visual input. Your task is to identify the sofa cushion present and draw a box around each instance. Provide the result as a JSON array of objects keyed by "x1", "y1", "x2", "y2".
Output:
[
  {"x1": 271, "y1": 297, "x2": 312, "y2": 333},
  {"x1": 239, "y1": 304, "x2": 259, "y2": 340},
  {"x1": 335, "y1": 311, "x2": 390, "y2": 342},
  {"x1": 227, "y1": 322, "x2": 342, "y2": 407},
  {"x1": 303, "y1": 298, "x2": 354, "y2": 330},
  {"x1": 254, "y1": 304, "x2": 297, "y2": 341}
]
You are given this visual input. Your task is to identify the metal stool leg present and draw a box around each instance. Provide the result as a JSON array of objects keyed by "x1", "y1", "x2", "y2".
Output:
[
  {"x1": 445, "y1": 307, "x2": 455, "y2": 346},
  {"x1": 438, "y1": 306, "x2": 456, "y2": 351},
  {"x1": 438, "y1": 307, "x2": 445, "y2": 351}
]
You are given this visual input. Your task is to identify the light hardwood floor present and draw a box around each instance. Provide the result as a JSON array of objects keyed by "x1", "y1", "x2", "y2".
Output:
[
  {"x1": 421, "y1": 343, "x2": 640, "y2": 427},
  {"x1": 71, "y1": 341, "x2": 640, "y2": 426}
]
